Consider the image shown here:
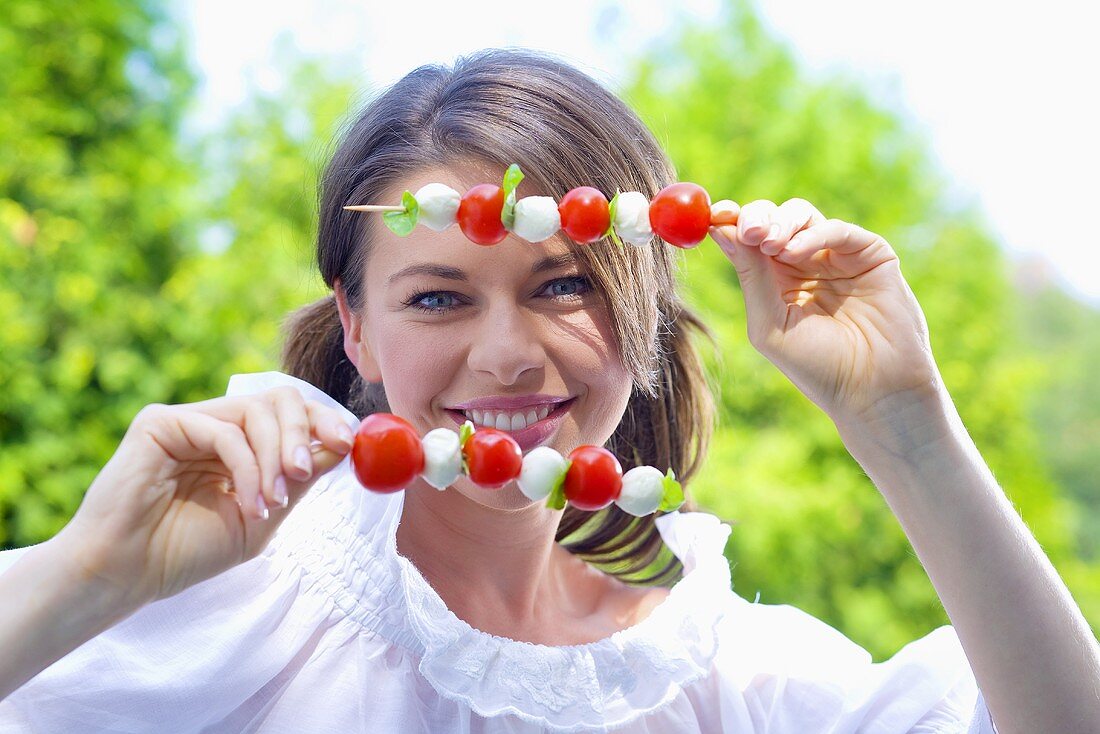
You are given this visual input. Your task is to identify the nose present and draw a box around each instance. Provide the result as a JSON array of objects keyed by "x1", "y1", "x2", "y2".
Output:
[{"x1": 466, "y1": 305, "x2": 546, "y2": 386}]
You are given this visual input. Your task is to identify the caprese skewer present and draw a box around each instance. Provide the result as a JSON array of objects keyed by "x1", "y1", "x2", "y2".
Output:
[
  {"x1": 349, "y1": 413, "x2": 684, "y2": 516},
  {"x1": 343, "y1": 164, "x2": 729, "y2": 250}
]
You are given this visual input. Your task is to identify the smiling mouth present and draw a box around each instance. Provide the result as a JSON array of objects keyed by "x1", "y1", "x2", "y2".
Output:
[{"x1": 444, "y1": 397, "x2": 576, "y2": 432}]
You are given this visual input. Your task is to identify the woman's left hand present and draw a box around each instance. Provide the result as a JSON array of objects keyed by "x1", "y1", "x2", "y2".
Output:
[{"x1": 708, "y1": 198, "x2": 943, "y2": 426}]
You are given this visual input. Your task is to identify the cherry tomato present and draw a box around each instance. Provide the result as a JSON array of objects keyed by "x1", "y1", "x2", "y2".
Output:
[
  {"x1": 462, "y1": 427, "x2": 523, "y2": 489},
  {"x1": 558, "y1": 186, "x2": 610, "y2": 244},
  {"x1": 351, "y1": 413, "x2": 425, "y2": 493},
  {"x1": 563, "y1": 445, "x2": 623, "y2": 511},
  {"x1": 648, "y1": 182, "x2": 711, "y2": 248},
  {"x1": 457, "y1": 184, "x2": 508, "y2": 246}
]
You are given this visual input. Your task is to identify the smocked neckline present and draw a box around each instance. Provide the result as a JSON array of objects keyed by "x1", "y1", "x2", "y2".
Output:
[{"x1": 382, "y1": 490, "x2": 738, "y2": 731}]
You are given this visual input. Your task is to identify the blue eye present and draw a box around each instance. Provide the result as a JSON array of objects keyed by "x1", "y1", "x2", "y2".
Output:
[{"x1": 403, "y1": 276, "x2": 592, "y2": 316}]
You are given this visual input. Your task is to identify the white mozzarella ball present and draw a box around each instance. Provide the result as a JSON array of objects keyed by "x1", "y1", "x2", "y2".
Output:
[
  {"x1": 512, "y1": 196, "x2": 561, "y2": 243},
  {"x1": 414, "y1": 183, "x2": 461, "y2": 231},
  {"x1": 612, "y1": 191, "x2": 654, "y2": 247},
  {"x1": 420, "y1": 428, "x2": 462, "y2": 490},
  {"x1": 615, "y1": 465, "x2": 665, "y2": 516},
  {"x1": 517, "y1": 446, "x2": 569, "y2": 501}
]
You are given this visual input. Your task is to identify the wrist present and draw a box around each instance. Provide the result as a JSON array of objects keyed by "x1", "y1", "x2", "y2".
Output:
[
  {"x1": 830, "y1": 381, "x2": 962, "y2": 465},
  {"x1": 0, "y1": 531, "x2": 144, "y2": 700}
]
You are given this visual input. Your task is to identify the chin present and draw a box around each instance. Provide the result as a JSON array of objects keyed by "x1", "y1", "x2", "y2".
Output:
[{"x1": 450, "y1": 477, "x2": 539, "y2": 512}]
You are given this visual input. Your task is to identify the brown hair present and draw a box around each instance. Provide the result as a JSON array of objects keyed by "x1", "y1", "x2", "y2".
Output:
[{"x1": 281, "y1": 47, "x2": 717, "y2": 586}]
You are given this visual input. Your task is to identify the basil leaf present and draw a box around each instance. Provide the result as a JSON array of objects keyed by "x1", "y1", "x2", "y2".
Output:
[
  {"x1": 501, "y1": 164, "x2": 524, "y2": 230},
  {"x1": 458, "y1": 420, "x2": 475, "y2": 448},
  {"x1": 545, "y1": 458, "x2": 571, "y2": 510},
  {"x1": 382, "y1": 190, "x2": 420, "y2": 236},
  {"x1": 605, "y1": 189, "x2": 624, "y2": 248},
  {"x1": 658, "y1": 467, "x2": 684, "y2": 512}
]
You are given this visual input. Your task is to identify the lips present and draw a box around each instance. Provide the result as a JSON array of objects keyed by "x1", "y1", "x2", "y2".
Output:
[{"x1": 445, "y1": 397, "x2": 576, "y2": 453}]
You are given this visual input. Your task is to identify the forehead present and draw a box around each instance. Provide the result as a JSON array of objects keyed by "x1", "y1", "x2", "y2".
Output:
[{"x1": 368, "y1": 162, "x2": 578, "y2": 282}]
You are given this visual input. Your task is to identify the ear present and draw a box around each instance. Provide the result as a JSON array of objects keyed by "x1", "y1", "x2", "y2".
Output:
[{"x1": 333, "y1": 278, "x2": 382, "y2": 383}]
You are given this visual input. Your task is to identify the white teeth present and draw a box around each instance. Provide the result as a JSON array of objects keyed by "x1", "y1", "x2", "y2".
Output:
[{"x1": 460, "y1": 402, "x2": 563, "y2": 430}]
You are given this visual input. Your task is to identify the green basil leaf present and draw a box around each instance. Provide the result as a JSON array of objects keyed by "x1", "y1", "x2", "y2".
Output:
[
  {"x1": 658, "y1": 467, "x2": 684, "y2": 512},
  {"x1": 605, "y1": 189, "x2": 624, "y2": 247},
  {"x1": 458, "y1": 419, "x2": 475, "y2": 448},
  {"x1": 501, "y1": 164, "x2": 524, "y2": 230},
  {"x1": 545, "y1": 458, "x2": 571, "y2": 510},
  {"x1": 382, "y1": 189, "x2": 419, "y2": 236}
]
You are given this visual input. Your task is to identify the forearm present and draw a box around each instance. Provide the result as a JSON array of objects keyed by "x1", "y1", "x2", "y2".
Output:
[
  {"x1": 0, "y1": 529, "x2": 142, "y2": 701},
  {"x1": 834, "y1": 385, "x2": 1100, "y2": 734}
]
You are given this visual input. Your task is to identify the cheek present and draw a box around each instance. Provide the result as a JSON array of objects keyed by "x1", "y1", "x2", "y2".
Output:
[{"x1": 370, "y1": 320, "x2": 466, "y2": 426}]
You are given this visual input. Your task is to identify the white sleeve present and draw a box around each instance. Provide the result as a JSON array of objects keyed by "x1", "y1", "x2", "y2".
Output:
[{"x1": 714, "y1": 596, "x2": 999, "y2": 733}]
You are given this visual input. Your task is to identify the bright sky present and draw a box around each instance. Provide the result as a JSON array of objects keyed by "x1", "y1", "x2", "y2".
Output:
[{"x1": 179, "y1": 0, "x2": 1100, "y2": 306}]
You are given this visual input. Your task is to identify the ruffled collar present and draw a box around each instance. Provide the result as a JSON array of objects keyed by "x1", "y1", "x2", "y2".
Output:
[
  {"x1": 230, "y1": 371, "x2": 738, "y2": 732},
  {"x1": 389, "y1": 499, "x2": 736, "y2": 732}
]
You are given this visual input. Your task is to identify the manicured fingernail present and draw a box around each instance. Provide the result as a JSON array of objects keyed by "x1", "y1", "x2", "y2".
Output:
[
  {"x1": 336, "y1": 423, "x2": 354, "y2": 449},
  {"x1": 294, "y1": 445, "x2": 313, "y2": 476},
  {"x1": 255, "y1": 492, "x2": 269, "y2": 520},
  {"x1": 274, "y1": 474, "x2": 288, "y2": 507}
]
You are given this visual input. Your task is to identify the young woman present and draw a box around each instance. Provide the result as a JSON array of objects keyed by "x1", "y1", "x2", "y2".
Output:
[{"x1": 1, "y1": 47, "x2": 1095, "y2": 732}]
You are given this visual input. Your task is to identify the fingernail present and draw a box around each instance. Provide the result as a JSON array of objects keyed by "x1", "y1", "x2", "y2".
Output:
[
  {"x1": 274, "y1": 474, "x2": 288, "y2": 507},
  {"x1": 336, "y1": 423, "x2": 354, "y2": 449},
  {"x1": 294, "y1": 445, "x2": 313, "y2": 476},
  {"x1": 255, "y1": 492, "x2": 269, "y2": 520}
]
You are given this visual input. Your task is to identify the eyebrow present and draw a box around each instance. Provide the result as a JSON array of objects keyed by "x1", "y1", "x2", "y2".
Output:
[{"x1": 386, "y1": 252, "x2": 579, "y2": 285}]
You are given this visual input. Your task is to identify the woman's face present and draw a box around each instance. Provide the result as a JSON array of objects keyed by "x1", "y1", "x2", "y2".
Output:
[{"x1": 338, "y1": 161, "x2": 633, "y2": 510}]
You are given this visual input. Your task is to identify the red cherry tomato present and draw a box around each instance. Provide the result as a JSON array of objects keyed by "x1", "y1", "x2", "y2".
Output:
[
  {"x1": 457, "y1": 184, "x2": 508, "y2": 246},
  {"x1": 462, "y1": 427, "x2": 523, "y2": 489},
  {"x1": 563, "y1": 445, "x2": 623, "y2": 511},
  {"x1": 558, "y1": 186, "x2": 610, "y2": 244},
  {"x1": 648, "y1": 182, "x2": 711, "y2": 248},
  {"x1": 351, "y1": 413, "x2": 425, "y2": 493}
]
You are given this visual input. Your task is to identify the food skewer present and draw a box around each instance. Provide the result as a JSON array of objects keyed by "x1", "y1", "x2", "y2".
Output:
[
  {"x1": 349, "y1": 413, "x2": 684, "y2": 517},
  {"x1": 342, "y1": 163, "x2": 736, "y2": 248},
  {"x1": 343, "y1": 204, "x2": 407, "y2": 212}
]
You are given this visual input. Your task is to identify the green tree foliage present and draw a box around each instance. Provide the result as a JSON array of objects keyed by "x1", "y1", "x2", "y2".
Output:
[
  {"x1": 619, "y1": 0, "x2": 1100, "y2": 658},
  {"x1": 2, "y1": 0, "x2": 1096, "y2": 664},
  {"x1": 0, "y1": 0, "x2": 201, "y2": 545}
]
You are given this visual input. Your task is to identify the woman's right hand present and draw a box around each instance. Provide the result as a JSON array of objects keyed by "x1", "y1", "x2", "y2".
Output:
[{"x1": 53, "y1": 385, "x2": 356, "y2": 612}]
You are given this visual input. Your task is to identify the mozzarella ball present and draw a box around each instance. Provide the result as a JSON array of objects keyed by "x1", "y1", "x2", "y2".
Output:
[
  {"x1": 512, "y1": 196, "x2": 561, "y2": 243},
  {"x1": 414, "y1": 183, "x2": 461, "y2": 231},
  {"x1": 612, "y1": 191, "x2": 653, "y2": 247},
  {"x1": 615, "y1": 465, "x2": 665, "y2": 516},
  {"x1": 517, "y1": 446, "x2": 569, "y2": 501},
  {"x1": 420, "y1": 427, "x2": 463, "y2": 490}
]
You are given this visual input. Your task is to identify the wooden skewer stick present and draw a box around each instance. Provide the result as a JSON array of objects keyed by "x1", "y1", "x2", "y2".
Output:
[{"x1": 343, "y1": 204, "x2": 406, "y2": 212}]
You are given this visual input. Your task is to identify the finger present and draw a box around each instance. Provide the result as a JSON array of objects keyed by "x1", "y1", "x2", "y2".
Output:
[
  {"x1": 147, "y1": 407, "x2": 262, "y2": 513},
  {"x1": 758, "y1": 198, "x2": 827, "y2": 256},
  {"x1": 305, "y1": 401, "x2": 356, "y2": 459},
  {"x1": 271, "y1": 386, "x2": 313, "y2": 487},
  {"x1": 241, "y1": 399, "x2": 281, "y2": 520},
  {"x1": 736, "y1": 199, "x2": 779, "y2": 247},
  {"x1": 775, "y1": 218, "x2": 888, "y2": 264},
  {"x1": 710, "y1": 199, "x2": 740, "y2": 226},
  {"x1": 708, "y1": 223, "x2": 789, "y2": 349}
]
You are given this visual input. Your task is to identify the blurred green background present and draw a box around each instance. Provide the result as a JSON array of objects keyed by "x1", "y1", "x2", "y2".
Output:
[{"x1": 2, "y1": 0, "x2": 1098, "y2": 661}]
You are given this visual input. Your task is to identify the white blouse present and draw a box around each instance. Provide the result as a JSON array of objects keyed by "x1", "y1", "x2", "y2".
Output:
[{"x1": 0, "y1": 371, "x2": 1000, "y2": 733}]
